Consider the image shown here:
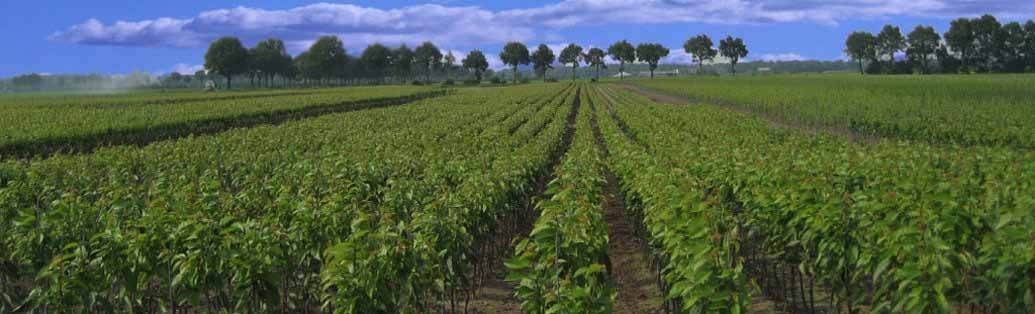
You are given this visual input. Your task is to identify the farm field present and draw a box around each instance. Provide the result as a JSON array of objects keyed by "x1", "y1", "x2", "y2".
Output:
[
  {"x1": 1, "y1": 76, "x2": 1034, "y2": 314},
  {"x1": 0, "y1": 86, "x2": 441, "y2": 159},
  {"x1": 630, "y1": 75, "x2": 1035, "y2": 149}
]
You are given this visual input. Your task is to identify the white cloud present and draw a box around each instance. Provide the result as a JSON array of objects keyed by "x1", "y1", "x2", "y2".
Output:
[
  {"x1": 755, "y1": 53, "x2": 807, "y2": 62},
  {"x1": 168, "y1": 63, "x2": 205, "y2": 75},
  {"x1": 49, "y1": 1, "x2": 1035, "y2": 50}
]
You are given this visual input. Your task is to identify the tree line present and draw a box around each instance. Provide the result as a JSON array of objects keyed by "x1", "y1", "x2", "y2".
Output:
[
  {"x1": 845, "y1": 14, "x2": 1035, "y2": 74},
  {"x1": 203, "y1": 34, "x2": 751, "y2": 89}
]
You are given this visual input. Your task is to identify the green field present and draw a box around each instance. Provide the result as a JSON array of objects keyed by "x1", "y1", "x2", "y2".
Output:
[
  {"x1": 632, "y1": 74, "x2": 1035, "y2": 148},
  {"x1": 1, "y1": 77, "x2": 1033, "y2": 313}
]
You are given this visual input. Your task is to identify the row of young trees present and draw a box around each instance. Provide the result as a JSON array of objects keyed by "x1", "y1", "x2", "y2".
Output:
[
  {"x1": 845, "y1": 14, "x2": 1035, "y2": 74},
  {"x1": 203, "y1": 34, "x2": 752, "y2": 89},
  {"x1": 495, "y1": 35, "x2": 748, "y2": 83},
  {"x1": 204, "y1": 36, "x2": 460, "y2": 89}
]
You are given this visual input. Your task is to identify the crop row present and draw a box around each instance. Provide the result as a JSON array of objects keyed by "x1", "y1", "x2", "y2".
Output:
[
  {"x1": 320, "y1": 83, "x2": 577, "y2": 313},
  {"x1": 0, "y1": 83, "x2": 572, "y2": 313},
  {"x1": 0, "y1": 85, "x2": 438, "y2": 159},
  {"x1": 594, "y1": 84, "x2": 1035, "y2": 313},
  {"x1": 507, "y1": 86, "x2": 616, "y2": 313},
  {"x1": 633, "y1": 75, "x2": 1035, "y2": 149},
  {"x1": 587, "y1": 86, "x2": 751, "y2": 313},
  {"x1": 0, "y1": 88, "x2": 335, "y2": 109}
]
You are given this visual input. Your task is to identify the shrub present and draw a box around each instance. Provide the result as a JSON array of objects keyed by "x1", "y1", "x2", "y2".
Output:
[
  {"x1": 463, "y1": 80, "x2": 481, "y2": 86},
  {"x1": 441, "y1": 79, "x2": 455, "y2": 86},
  {"x1": 490, "y1": 77, "x2": 505, "y2": 85}
]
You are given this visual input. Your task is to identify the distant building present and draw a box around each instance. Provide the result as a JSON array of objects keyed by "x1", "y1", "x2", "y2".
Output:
[{"x1": 637, "y1": 69, "x2": 680, "y2": 77}]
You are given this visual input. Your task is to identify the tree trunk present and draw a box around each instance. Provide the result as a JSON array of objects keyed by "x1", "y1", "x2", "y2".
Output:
[
  {"x1": 859, "y1": 60, "x2": 864, "y2": 75},
  {"x1": 571, "y1": 65, "x2": 576, "y2": 81},
  {"x1": 650, "y1": 68, "x2": 655, "y2": 79},
  {"x1": 619, "y1": 62, "x2": 624, "y2": 80},
  {"x1": 730, "y1": 61, "x2": 737, "y2": 76},
  {"x1": 513, "y1": 66, "x2": 518, "y2": 84},
  {"x1": 226, "y1": 75, "x2": 232, "y2": 90}
]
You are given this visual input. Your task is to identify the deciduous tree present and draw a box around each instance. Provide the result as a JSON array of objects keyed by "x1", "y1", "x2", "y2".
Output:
[
  {"x1": 585, "y1": 48, "x2": 606, "y2": 80},
  {"x1": 500, "y1": 42, "x2": 531, "y2": 84},
  {"x1": 392, "y1": 44, "x2": 415, "y2": 83},
  {"x1": 607, "y1": 40, "x2": 636, "y2": 80},
  {"x1": 361, "y1": 44, "x2": 392, "y2": 83},
  {"x1": 845, "y1": 31, "x2": 878, "y2": 74},
  {"x1": 462, "y1": 50, "x2": 489, "y2": 81},
  {"x1": 718, "y1": 36, "x2": 748, "y2": 76},
  {"x1": 945, "y1": 18, "x2": 976, "y2": 72},
  {"x1": 636, "y1": 43, "x2": 669, "y2": 79},
  {"x1": 308, "y1": 36, "x2": 348, "y2": 84},
  {"x1": 204, "y1": 37, "x2": 249, "y2": 89},
  {"x1": 906, "y1": 26, "x2": 940, "y2": 74},
  {"x1": 877, "y1": 25, "x2": 906, "y2": 69},
  {"x1": 443, "y1": 50, "x2": 457, "y2": 81},
  {"x1": 414, "y1": 42, "x2": 442, "y2": 83},
  {"x1": 531, "y1": 44, "x2": 556, "y2": 82},
  {"x1": 559, "y1": 44, "x2": 583, "y2": 81},
  {"x1": 684, "y1": 34, "x2": 717, "y2": 74}
]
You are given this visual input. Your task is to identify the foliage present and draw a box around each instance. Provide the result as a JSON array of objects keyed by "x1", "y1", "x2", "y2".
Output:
[
  {"x1": 462, "y1": 50, "x2": 490, "y2": 81},
  {"x1": 607, "y1": 40, "x2": 636, "y2": 80},
  {"x1": 683, "y1": 34, "x2": 717, "y2": 74},
  {"x1": 413, "y1": 42, "x2": 443, "y2": 83},
  {"x1": 532, "y1": 44, "x2": 556, "y2": 82},
  {"x1": 204, "y1": 37, "x2": 250, "y2": 89},
  {"x1": 635, "y1": 43, "x2": 669, "y2": 79},
  {"x1": 636, "y1": 75, "x2": 1035, "y2": 149},
  {"x1": 718, "y1": 36, "x2": 748, "y2": 76},
  {"x1": 508, "y1": 86, "x2": 615, "y2": 314},
  {"x1": 500, "y1": 42, "x2": 532, "y2": 84},
  {"x1": 592, "y1": 83, "x2": 1034, "y2": 313},
  {"x1": 559, "y1": 44, "x2": 584, "y2": 81}
]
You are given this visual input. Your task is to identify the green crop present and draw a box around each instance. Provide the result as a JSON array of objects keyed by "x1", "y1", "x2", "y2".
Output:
[{"x1": 634, "y1": 75, "x2": 1035, "y2": 149}]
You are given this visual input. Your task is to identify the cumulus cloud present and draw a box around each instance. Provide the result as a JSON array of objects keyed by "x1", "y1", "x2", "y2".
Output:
[
  {"x1": 50, "y1": 1, "x2": 1035, "y2": 50},
  {"x1": 168, "y1": 63, "x2": 205, "y2": 75},
  {"x1": 755, "y1": 53, "x2": 807, "y2": 61}
]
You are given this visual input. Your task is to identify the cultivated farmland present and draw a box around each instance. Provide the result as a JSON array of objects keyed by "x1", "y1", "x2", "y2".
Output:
[{"x1": 1, "y1": 75, "x2": 1033, "y2": 314}]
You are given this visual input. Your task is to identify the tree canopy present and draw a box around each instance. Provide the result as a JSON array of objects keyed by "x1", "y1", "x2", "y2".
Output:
[
  {"x1": 531, "y1": 44, "x2": 556, "y2": 82},
  {"x1": 906, "y1": 26, "x2": 940, "y2": 73},
  {"x1": 608, "y1": 40, "x2": 636, "y2": 80},
  {"x1": 718, "y1": 36, "x2": 749, "y2": 76},
  {"x1": 500, "y1": 42, "x2": 531, "y2": 84},
  {"x1": 361, "y1": 44, "x2": 393, "y2": 82},
  {"x1": 585, "y1": 48, "x2": 606, "y2": 80},
  {"x1": 204, "y1": 37, "x2": 249, "y2": 89},
  {"x1": 877, "y1": 25, "x2": 906, "y2": 69},
  {"x1": 559, "y1": 44, "x2": 583, "y2": 81},
  {"x1": 636, "y1": 43, "x2": 669, "y2": 79},
  {"x1": 462, "y1": 50, "x2": 489, "y2": 81},
  {"x1": 845, "y1": 31, "x2": 878, "y2": 74},
  {"x1": 414, "y1": 42, "x2": 442, "y2": 83},
  {"x1": 684, "y1": 34, "x2": 717, "y2": 74}
]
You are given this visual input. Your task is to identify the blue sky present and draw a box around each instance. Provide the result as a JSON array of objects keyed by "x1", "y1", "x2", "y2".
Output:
[{"x1": 2, "y1": 0, "x2": 1033, "y2": 77}]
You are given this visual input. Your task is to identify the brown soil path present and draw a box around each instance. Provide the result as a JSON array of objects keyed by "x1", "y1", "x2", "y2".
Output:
[
  {"x1": 587, "y1": 85, "x2": 665, "y2": 314},
  {"x1": 601, "y1": 171, "x2": 665, "y2": 314}
]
